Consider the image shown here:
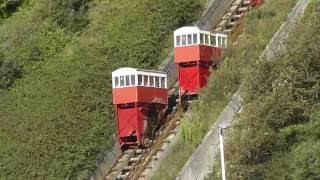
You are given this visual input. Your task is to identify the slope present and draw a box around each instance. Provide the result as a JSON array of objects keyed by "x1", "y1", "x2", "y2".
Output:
[
  {"x1": 0, "y1": 0, "x2": 205, "y2": 179},
  {"x1": 151, "y1": 0, "x2": 298, "y2": 179},
  {"x1": 210, "y1": 1, "x2": 320, "y2": 179}
]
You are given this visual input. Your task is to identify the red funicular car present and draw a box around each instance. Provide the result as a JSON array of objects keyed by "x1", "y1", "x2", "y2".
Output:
[
  {"x1": 112, "y1": 68, "x2": 168, "y2": 149},
  {"x1": 174, "y1": 26, "x2": 227, "y2": 97}
]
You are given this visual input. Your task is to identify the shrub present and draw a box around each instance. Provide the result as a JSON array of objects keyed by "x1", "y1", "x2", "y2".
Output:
[
  {"x1": 0, "y1": 59, "x2": 22, "y2": 89},
  {"x1": 0, "y1": 0, "x2": 205, "y2": 179},
  {"x1": 0, "y1": 0, "x2": 23, "y2": 19},
  {"x1": 42, "y1": 0, "x2": 91, "y2": 32},
  {"x1": 223, "y1": 1, "x2": 320, "y2": 179}
]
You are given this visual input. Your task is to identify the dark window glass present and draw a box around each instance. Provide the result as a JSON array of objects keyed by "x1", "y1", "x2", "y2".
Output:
[
  {"x1": 205, "y1": 34, "x2": 209, "y2": 45},
  {"x1": 210, "y1": 35, "x2": 216, "y2": 46},
  {"x1": 120, "y1": 76, "x2": 124, "y2": 86},
  {"x1": 218, "y1": 36, "x2": 222, "y2": 46},
  {"x1": 144, "y1": 75, "x2": 149, "y2": 86},
  {"x1": 150, "y1": 76, "x2": 154, "y2": 87},
  {"x1": 193, "y1": 33, "x2": 198, "y2": 44},
  {"x1": 222, "y1": 37, "x2": 227, "y2": 47},
  {"x1": 176, "y1": 36, "x2": 181, "y2": 46},
  {"x1": 115, "y1": 77, "x2": 119, "y2": 87},
  {"x1": 182, "y1": 35, "x2": 187, "y2": 45},
  {"x1": 138, "y1": 75, "x2": 143, "y2": 85},
  {"x1": 155, "y1": 77, "x2": 160, "y2": 87},
  {"x1": 187, "y1": 34, "x2": 192, "y2": 45},
  {"x1": 161, "y1": 77, "x2": 166, "y2": 88},
  {"x1": 200, "y1": 34, "x2": 204, "y2": 44},
  {"x1": 125, "y1": 75, "x2": 130, "y2": 86},
  {"x1": 131, "y1": 75, "x2": 135, "y2": 86}
]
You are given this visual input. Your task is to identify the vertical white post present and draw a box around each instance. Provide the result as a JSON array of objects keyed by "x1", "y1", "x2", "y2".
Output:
[{"x1": 219, "y1": 126, "x2": 226, "y2": 180}]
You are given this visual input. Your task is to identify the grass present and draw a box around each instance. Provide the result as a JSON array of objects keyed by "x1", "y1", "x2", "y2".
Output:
[{"x1": 151, "y1": 0, "x2": 297, "y2": 179}]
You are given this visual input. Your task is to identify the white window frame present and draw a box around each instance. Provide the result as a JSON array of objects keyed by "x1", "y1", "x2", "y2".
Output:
[
  {"x1": 130, "y1": 74, "x2": 136, "y2": 86},
  {"x1": 119, "y1": 76, "x2": 125, "y2": 87},
  {"x1": 200, "y1": 33, "x2": 204, "y2": 45},
  {"x1": 138, "y1": 74, "x2": 143, "y2": 86},
  {"x1": 174, "y1": 28, "x2": 227, "y2": 48},
  {"x1": 193, "y1": 33, "x2": 198, "y2": 44},
  {"x1": 211, "y1": 33, "x2": 228, "y2": 48},
  {"x1": 175, "y1": 30, "x2": 204, "y2": 47},
  {"x1": 175, "y1": 35, "x2": 181, "y2": 47},
  {"x1": 112, "y1": 70, "x2": 167, "y2": 89},
  {"x1": 125, "y1": 75, "x2": 130, "y2": 86}
]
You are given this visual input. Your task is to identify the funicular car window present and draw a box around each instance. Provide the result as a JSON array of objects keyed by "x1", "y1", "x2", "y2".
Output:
[
  {"x1": 193, "y1": 33, "x2": 198, "y2": 44},
  {"x1": 182, "y1": 35, "x2": 187, "y2": 45},
  {"x1": 205, "y1": 34, "x2": 209, "y2": 45},
  {"x1": 155, "y1": 77, "x2": 160, "y2": 87},
  {"x1": 210, "y1": 35, "x2": 216, "y2": 46},
  {"x1": 222, "y1": 37, "x2": 226, "y2": 47},
  {"x1": 144, "y1": 75, "x2": 149, "y2": 86},
  {"x1": 125, "y1": 75, "x2": 130, "y2": 86},
  {"x1": 161, "y1": 77, "x2": 166, "y2": 88},
  {"x1": 138, "y1": 75, "x2": 143, "y2": 85},
  {"x1": 200, "y1": 33, "x2": 204, "y2": 44},
  {"x1": 218, "y1": 36, "x2": 222, "y2": 46},
  {"x1": 115, "y1": 77, "x2": 119, "y2": 87},
  {"x1": 187, "y1": 34, "x2": 192, "y2": 45},
  {"x1": 131, "y1": 75, "x2": 135, "y2": 86},
  {"x1": 120, "y1": 76, "x2": 124, "y2": 86},
  {"x1": 150, "y1": 76, "x2": 154, "y2": 87},
  {"x1": 176, "y1": 36, "x2": 181, "y2": 46}
]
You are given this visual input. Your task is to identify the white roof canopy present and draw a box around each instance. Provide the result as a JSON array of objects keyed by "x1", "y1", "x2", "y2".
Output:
[
  {"x1": 174, "y1": 26, "x2": 209, "y2": 37},
  {"x1": 174, "y1": 26, "x2": 228, "y2": 48},
  {"x1": 112, "y1": 67, "x2": 168, "y2": 89}
]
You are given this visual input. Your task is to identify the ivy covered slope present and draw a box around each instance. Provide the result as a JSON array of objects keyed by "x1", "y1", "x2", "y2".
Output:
[
  {"x1": 0, "y1": 0, "x2": 205, "y2": 179},
  {"x1": 217, "y1": 1, "x2": 320, "y2": 179}
]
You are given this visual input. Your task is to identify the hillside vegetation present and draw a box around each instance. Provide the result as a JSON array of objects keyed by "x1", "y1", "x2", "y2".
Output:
[
  {"x1": 214, "y1": 1, "x2": 320, "y2": 179},
  {"x1": 151, "y1": 0, "x2": 298, "y2": 179},
  {"x1": 0, "y1": 0, "x2": 205, "y2": 179}
]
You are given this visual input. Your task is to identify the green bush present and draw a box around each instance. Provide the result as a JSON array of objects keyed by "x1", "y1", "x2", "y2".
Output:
[
  {"x1": 0, "y1": 0, "x2": 23, "y2": 19},
  {"x1": 41, "y1": 0, "x2": 91, "y2": 32},
  {"x1": 0, "y1": 0, "x2": 205, "y2": 179},
  {"x1": 0, "y1": 59, "x2": 22, "y2": 89},
  {"x1": 221, "y1": 1, "x2": 320, "y2": 179}
]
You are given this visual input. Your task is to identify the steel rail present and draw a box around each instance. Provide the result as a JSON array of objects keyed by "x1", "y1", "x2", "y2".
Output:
[{"x1": 128, "y1": 105, "x2": 185, "y2": 180}]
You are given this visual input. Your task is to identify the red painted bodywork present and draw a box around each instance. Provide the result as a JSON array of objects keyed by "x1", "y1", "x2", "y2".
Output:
[
  {"x1": 113, "y1": 86, "x2": 168, "y2": 105},
  {"x1": 113, "y1": 86, "x2": 168, "y2": 148},
  {"x1": 174, "y1": 45, "x2": 221, "y2": 63},
  {"x1": 115, "y1": 103, "x2": 145, "y2": 147},
  {"x1": 251, "y1": 0, "x2": 264, "y2": 7},
  {"x1": 178, "y1": 62, "x2": 212, "y2": 95},
  {"x1": 175, "y1": 44, "x2": 222, "y2": 96}
]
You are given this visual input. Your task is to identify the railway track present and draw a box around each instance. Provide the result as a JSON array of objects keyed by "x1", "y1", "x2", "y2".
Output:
[
  {"x1": 104, "y1": 1, "x2": 252, "y2": 179},
  {"x1": 124, "y1": 100, "x2": 187, "y2": 180},
  {"x1": 105, "y1": 107, "x2": 183, "y2": 180}
]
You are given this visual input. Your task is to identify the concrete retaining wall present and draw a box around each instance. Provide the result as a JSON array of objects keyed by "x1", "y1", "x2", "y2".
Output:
[
  {"x1": 176, "y1": 93, "x2": 241, "y2": 180},
  {"x1": 89, "y1": 142, "x2": 122, "y2": 180},
  {"x1": 260, "y1": 0, "x2": 309, "y2": 60}
]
